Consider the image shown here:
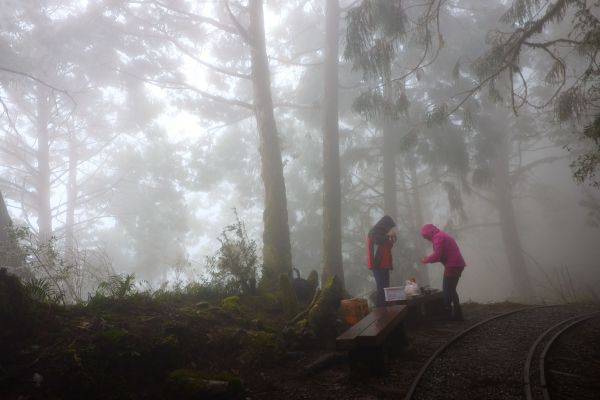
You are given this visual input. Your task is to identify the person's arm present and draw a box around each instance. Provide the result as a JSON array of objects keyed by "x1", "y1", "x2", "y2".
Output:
[{"x1": 422, "y1": 234, "x2": 444, "y2": 264}]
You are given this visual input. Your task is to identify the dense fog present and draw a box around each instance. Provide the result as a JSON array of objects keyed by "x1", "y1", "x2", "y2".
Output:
[{"x1": 1, "y1": 0, "x2": 599, "y2": 305}]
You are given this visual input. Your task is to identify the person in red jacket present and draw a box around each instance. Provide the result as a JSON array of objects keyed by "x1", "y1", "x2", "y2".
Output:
[
  {"x1": 367, "y1": 215, "x2": 397, "y2": 307},
  {"x1": 420, "y1": 223, "x2": 466, "y2": 320}
]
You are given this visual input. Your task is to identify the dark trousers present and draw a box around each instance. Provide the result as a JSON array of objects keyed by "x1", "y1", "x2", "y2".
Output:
[
  {"x1": 442, "y1": 275, "x2": 462, "y2": 318},
  {"x1": 372, "y1": 268, "x2": 390, "y2": 307}
]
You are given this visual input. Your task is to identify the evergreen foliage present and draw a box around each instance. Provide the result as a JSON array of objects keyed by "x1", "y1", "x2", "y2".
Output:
[
  {"x1": 473, "y1": 0, "x2": 600, "y2": 186},
  {"x1": 344, "y1": 1, "x2": 445, "y2": 120},
  {"x1": 344, "y1": 0, "x2": 408, "y2": 80}
]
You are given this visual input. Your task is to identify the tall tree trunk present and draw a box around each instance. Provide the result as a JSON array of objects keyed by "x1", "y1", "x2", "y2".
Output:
[
  {"x1": 398, "y1": 162, "x2": 414, "y2": 281},
  {"x1": 0, "y1": 190, "x2": 13, "y2": 267},
  {"x1": 321, "y1": 0, "x2": 344, "y2": 289},
  {"x1": 65, "y1": 130, "x2": 77, "y2": 265},
  {"x1": 493, "y1": 131, "x2": 535, "y2": 300},
  {"x1": 36, "y1": 90, "x2": 52, "y2": 245},
  {"x1": 0, "y1": 190, "x2": 10, "y2": 243},
  {"x1": 407, "y1": 153, "x2": 430, "y2": 286},
  {"x1": 0, "y1": 190, "x2": 20, "y2": 269},
  {"x1": 248, "y1": 0, "x2": 292, "y2": 289},
  {"x1": 381, "y1": 83, "x2": 399, "y2": 282},
  {"x1": 382, "y1": 84, "x2": 397, "y2": 221}
]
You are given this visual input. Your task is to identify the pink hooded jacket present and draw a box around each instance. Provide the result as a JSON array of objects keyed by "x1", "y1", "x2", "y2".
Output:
[{"x1": 421, "y1": 224, "x2": 466, "y2": 272}]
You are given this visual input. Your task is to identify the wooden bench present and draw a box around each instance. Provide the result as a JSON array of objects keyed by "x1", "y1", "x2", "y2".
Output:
[
  {"x1": 386, "y1": 290, "x2": 445, "y2": 319},
  {"x1": 336, "y1": 305, "x2": 408, "y2": 375}
]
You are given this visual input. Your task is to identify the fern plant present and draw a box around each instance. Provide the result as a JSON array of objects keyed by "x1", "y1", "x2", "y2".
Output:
[
  {"x1": 23, "y1": 277, "x2": 62, "y2": 304},
  {"x1": 94, "y1": 273, "x2": 137, "y2": 299}
]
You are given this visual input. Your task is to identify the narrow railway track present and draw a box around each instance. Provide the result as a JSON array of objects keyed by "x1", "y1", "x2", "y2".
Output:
[
  {"x1": 524, "y1": 311, "x2": 600, "y2": 400},
  {"x1": 538, "y1": 313, "x2": 600, "y2": 400},
  {"x1": 403, "y1": 305, "x2": 600, "y2": 400}
]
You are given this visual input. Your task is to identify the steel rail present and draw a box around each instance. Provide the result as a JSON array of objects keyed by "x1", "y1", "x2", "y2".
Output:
[
  {"x1": 523, "y1": 312, "x2": 597, "y2": 400},
  {"x1": 403, "y1": 305, "x2": 551, "y2": 400},
  {"x1": 539, "y1": 311, "x2": 600, "y2": 400}
]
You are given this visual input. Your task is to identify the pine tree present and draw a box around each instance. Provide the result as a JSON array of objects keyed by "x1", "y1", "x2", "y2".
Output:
[{"x1": 473, "y1": 0, "x2": 600, "y2": 187}]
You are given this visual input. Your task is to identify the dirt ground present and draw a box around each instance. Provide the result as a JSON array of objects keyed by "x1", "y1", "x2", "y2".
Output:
[{"x1": 0, "y1": 297, "x2": 538, "y2": 400}]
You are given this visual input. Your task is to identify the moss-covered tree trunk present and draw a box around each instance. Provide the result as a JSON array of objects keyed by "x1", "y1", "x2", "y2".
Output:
[
  {"x1": 284, "y1": 275, "x2": 343, "y2": 348},
  {"x1": 307, "y1": 276, "x2": 342, "y2": 337},
  {"x1": 321, "y1": 0, "x2": 344, "y2": 289},
  {"x1": 248, "y1": 0, "x2": 292, "y2": 289}
]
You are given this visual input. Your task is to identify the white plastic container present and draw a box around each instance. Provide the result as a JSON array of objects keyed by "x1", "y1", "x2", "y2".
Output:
[{"x1": 384, "y1": 286, "x2": 406, "y2": 302}]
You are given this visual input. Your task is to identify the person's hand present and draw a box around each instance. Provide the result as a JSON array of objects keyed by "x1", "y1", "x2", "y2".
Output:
[{"x1": 420, "y1": 257, "x2": 427, "y2": 264}]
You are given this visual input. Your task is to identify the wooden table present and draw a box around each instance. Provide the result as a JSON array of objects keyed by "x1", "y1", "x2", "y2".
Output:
[{"x1": 386, "y1": 290, "x2": 445, "y2": 319}]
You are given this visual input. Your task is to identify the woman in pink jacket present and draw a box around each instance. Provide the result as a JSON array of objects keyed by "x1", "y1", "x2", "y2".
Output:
[{"x1": 420, "y1": 224, "x2": 466, "y2": 321}]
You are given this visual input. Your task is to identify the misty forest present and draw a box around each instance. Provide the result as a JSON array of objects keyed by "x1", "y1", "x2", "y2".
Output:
[{"x1": 1, "y1": 1, "x2": 600, "y2": 399}]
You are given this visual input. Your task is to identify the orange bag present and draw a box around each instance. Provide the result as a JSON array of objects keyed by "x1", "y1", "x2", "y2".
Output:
[{"x1": 339, "y1": 298, "x2": 369, "y2": 326}]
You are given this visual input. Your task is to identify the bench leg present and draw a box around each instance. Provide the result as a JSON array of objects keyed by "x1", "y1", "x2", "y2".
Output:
[
  {"x1": 425, "y1": 297, "x2": 445, "y2": 316},
  {"x1": 388, "y1": 322, "x2": 408, "y2": 356},
  {"x1": 347, "y1": 324, "x2": 407, "y2": 376},
  {"x1": 348, "y1": 346, "x2": 387, "y2": 376}
]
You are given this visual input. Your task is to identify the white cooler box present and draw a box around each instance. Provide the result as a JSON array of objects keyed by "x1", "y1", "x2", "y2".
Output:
[{"x1": 384, "y1": 286, "x2": 406, "y2": 302}]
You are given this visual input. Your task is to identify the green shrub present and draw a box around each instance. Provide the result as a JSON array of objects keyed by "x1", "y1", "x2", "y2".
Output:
[{"x1": 206, "y1": 211, "x2": 259, "y2": 296}]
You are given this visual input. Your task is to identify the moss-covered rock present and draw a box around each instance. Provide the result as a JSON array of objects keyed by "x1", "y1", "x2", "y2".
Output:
[
  {"x1": 221, "y1": 296, "x2": 240, "y2": 312},
  {"x1": 282, "y1": 318, "x2": 317, "y2": 350},
  {"x1": 248, "y1": 291, "x2": 281, "y2": 313},
  {"x1": 244, "y1": 330, "x2": 284, "y2": 365},
  {"x1": 166, "y1": 368, "x2": 243, "y2": 399},
  {"x1": 100, "y1": 327, "x2": 131, "y2": 346}
]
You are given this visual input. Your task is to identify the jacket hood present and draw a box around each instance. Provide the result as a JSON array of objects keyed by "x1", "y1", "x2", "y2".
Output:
[
  {"x1": 373, "y1": 215, "x2": 396, "y2": 232},
  {"x1": 421, "y1": 224, "x2": 440, "y2": 240}
]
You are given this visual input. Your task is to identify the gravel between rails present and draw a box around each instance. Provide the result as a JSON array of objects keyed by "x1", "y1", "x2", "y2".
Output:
[
  {"x1": 409, "y1": 305, "x2": 599, "y2": 400},
  {"x1": 543, "y1": 315, "x2": 600, "y2": 400}
]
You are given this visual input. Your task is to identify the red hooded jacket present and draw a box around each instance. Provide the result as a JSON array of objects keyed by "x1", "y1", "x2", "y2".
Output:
[
  {"x1": 421, "y1": 224, "x2": 466, "y2": 275},
  {"x1": 367, "y1": 216, "x2": 396, "y2": 270}
]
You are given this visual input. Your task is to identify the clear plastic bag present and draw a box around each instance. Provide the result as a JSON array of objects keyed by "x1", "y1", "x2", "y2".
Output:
[{"x1": 404, "y1": 279, "x2": 421, "y2": 297}]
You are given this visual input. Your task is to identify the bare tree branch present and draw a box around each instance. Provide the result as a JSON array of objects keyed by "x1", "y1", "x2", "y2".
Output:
[
  {"x1": 224, "y1": 0, "x2": 253, "y2": 45},
  {"x1": 0, "y1": 66, "x2": 76, "y2": 106}
]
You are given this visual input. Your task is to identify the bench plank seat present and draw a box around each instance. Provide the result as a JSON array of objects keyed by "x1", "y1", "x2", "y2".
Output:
[
  {"x1": 336, "y1": 310, "x2": 383, "y2": 349},
  {"x1": 336, "y1": 305, "x2": 407, "y2": 350},
  {"x1": 336, "y1": 305, "x2": 408, "y2": 376},
  {"x1": 356, "y1": 306, "x2": 407, "y2": 346}
]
